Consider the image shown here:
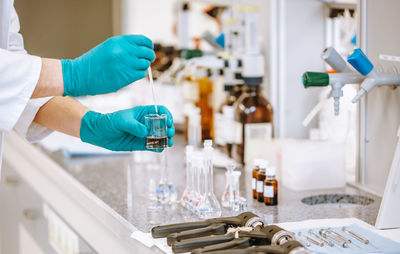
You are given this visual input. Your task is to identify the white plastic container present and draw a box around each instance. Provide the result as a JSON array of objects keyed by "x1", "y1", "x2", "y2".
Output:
[{"x1": 281, "y1": 140, "x2": 346, "y2": 191}]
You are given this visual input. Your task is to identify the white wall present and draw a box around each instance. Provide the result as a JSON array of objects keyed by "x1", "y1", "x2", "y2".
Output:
[
  {"x1": 277, "y1": 0, "x2": 326, "y2": 138},
  {"x1": 359, "y1": 0, "x2": 400, "y2": 195}
]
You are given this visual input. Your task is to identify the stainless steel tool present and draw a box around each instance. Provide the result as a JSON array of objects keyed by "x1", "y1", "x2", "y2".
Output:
[
  {"x1": 328, "y1": 228, "x2": 351, "y2": 244},
  {"x1": 319, "y1": 229, "x2": 349, "y2": 248},
  {"x1": 309, "y1": 230, "x2": 334, "y2": 247},
  {"x1": 342, "y1": 227, "x2": 369, "y2": 245}
]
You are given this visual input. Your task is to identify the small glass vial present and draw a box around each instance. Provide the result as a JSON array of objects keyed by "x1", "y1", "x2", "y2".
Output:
[
  {"x1": 264, "y1": 167, "x2": 278, "y2": 206},
  {"x1": 252, "y1": 159, "x2": 262, "y2": 199},
  {"x1": 256, "y1": 160, "x2": 268, "y2": 202}
]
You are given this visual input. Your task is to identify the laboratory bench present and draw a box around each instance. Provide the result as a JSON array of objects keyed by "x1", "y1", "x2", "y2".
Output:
[{"x1": 0, "y1": 131, "x2": 387, "y2": 254}]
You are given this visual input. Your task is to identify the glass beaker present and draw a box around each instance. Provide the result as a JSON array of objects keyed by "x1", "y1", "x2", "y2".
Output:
[{"x1": 145, "y1": 114, "x2": 168, "y2": 150}]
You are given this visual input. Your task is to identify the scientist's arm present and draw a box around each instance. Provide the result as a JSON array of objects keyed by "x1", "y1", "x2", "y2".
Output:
[
  {"x1": 33, "y1": 97, "x2": 175, "y2": 151},
  {"x1": 31, "y1": 35, "x2": 156, "y2": 99}
]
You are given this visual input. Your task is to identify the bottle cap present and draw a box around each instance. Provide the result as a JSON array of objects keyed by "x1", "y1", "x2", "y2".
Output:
[{"x1": 266, "y1": 167, "x2": 276, "y2": 177}]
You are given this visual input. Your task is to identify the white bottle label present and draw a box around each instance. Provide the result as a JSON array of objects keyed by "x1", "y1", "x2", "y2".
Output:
[
  {"x1": 244, "y1": 123, "x2": 273, "y2": 164},
  {"x1": 264, "y1": 185, "x2": 274, "y2": 198},
  {"x1": 245, "y1": 123, "x2": 272, "y2": 141},
  {"x1": 252, "y1": 178, "x2": 256, "y2": 190},
  {"x1": 256, "y1": 181, "x2": 264, "y2": 193}
]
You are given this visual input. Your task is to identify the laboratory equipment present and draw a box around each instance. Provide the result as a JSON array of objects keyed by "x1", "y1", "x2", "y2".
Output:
[
  {"x1": 192, "y1": 240, "x2": 308, "y2": 254},
  {"x1": 292, "y1": 224, "x2": 400, "y2": 253},
  {"x1": 151, "y1": 212, "x2": 264, "y2": 238},
  {"x1": 188, "y1": 107, "x2": 202, "y2": 148},
  {"x1": 297, "y1": 232, "x2": 323, "y2": 247},
  {"x1": 328, "y1": 228, "x2": 351, "y2": 244},
  {"x1": 347, "y1": 48, "x2": 400, "y2": 103},
  {"x1": 309, "y1": 230, "x2": 334, "y2": 247},
  {"x1": 302, "y1": 71, "x2": 363, "y2": 115},
  {"x1": 214, "y1": 84, "x2": 244, "y2": 157},
  {"x1": 256, "y1": 160, "x2": 268, "y2": 202},
  {"x1": 281, "y1": 139, "x2": 346, "y2": 191},
  {"x1": 170, "y1": 225, "x2": 296, "y2": 253},
  {"x1": 196, "y1": 72, "x2": 214, "y2": 140},
  {"x1": 319, "y1": 229, "x2": 348, "y2": 248},
  {"x1": 251, "y1": 158, "x2": 262, "y2": 199},
  {"x1": 145, "y1": 114, "x2": 168, "y2": 149},
  {"x1": 232, "y1": 81, "x2": 273, "y2": 165},
  {"x1": 198, "y1": 140, "x2": 221, "y2": 218},
  {"x1": 341, "y1": 227, "x2": 369, "y2": 244},
  {"x1": 148, "y1": 66, "x2": 158, "y2": 114},
  {"x1": 264, "y1": 167, "x2": 278, "y2": 206},
  {"x1": 321, "y1": 47, "x2": 353, "y2": 73},
  {"x1": 221, "y1": 164, "x2": 241, "y2": 211},
  {"x1": 180, "y1": 145, "x2": 194, "y2": 208},
  {"x1": 155, "y1": 152, "x2": 172, "y2": 204}
]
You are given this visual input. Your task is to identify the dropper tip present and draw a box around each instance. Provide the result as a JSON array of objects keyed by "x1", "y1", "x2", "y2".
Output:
[{"x1": 352, "y1": 89, "x2": 366, "y2": 103}]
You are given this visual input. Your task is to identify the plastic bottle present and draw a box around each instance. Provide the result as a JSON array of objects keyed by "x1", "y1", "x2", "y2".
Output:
[{"x1": 264, "y1": 167, "x2": 278, "y2": 206}]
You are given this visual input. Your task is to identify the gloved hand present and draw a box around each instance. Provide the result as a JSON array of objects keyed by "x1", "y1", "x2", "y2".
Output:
[
  {"x1": 62, "y1": 35, "x2": 156, "y2": 97},
  {"x1": 80, "y1": 105, "x2": 174, "y2": 151}
]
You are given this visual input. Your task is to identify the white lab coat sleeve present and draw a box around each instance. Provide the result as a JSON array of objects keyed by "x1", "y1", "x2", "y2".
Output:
[
  {"x1": 8, "y1": 7, "x2": 53, "y2": 142},
  {"x1": 0, "y1": 48, "x2": 41, "y2": 132}
]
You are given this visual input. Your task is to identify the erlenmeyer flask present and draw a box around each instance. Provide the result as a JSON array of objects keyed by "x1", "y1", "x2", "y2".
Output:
[{"x1": 197, "y1": 140, "x2": 221, "y2": 218}]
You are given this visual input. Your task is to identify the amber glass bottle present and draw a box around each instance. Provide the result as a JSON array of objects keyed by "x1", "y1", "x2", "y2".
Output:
[
  {"x1": 196, "y1": 73, "x2": 214, "y2": 140},
  {"x1": 264, "y1": 167, "x2": 278, "y2": 206},
  {"x1": 232, "y1": 84, "x2": 273, "y2": 164},
  {"x1": 256, "y1": 168, "x2": 266, "y2": 202},
  {"x1": 252, "y1": 159, "x2": 262, "y2": 199}
]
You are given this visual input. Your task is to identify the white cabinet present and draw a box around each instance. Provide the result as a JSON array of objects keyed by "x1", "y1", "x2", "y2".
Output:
[{"x1": 0, "y1": 163, "x2": 95, "y2": 254}]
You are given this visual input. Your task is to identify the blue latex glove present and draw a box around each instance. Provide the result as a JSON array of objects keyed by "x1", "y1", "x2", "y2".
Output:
[
  {"x1": 62, "y1": 35, "x2": 156, "y2": 97},
  {"x1": 80, "y1": 105, "x2": 174, "y2": 151}
]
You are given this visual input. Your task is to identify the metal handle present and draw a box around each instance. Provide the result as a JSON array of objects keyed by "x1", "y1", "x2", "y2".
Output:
[
  {"x1": 192, "y1": 238, "x2": 251, "y2": 254},
  {"x1": 151, "y1": 220, "x2": 211, "y2": 238},
  {"x1": 166, "y1": 223, "x2": 226, "y2": 246},
  {"x1": 172, "y1": 234, "x2": 235, "y2": 253}
]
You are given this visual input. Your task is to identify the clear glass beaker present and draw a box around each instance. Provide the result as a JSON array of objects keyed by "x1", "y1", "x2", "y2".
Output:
[{"x1": 145, "y1": 114, "x2": 168, "y2": 150}]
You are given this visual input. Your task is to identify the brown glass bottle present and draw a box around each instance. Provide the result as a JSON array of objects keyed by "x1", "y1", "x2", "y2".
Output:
[
  {"x1": 232, "y1": 85, "x2": 273, "y2": 164},
  {"x1": 196, "y1": 74, "x2": 214, "y2": 140},
  {"x1": 256, "y1": 169, "x2": 266, "y2": 202},
  {"x1": 252, "y1": 159, "x2": 262, "y2": 199},
  {"x1": 264, "y1": 167, "x2": 278, "y2": 206}
]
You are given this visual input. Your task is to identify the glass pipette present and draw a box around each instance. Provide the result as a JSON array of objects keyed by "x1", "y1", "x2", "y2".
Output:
[{"x1": 148, "y1": 66, "x2": 158, "y2": 114}]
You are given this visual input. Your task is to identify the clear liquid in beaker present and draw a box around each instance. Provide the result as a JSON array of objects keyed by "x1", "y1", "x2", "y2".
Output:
[{"x1": 146, "y1": 136, "x2": 168, "y2": 149}]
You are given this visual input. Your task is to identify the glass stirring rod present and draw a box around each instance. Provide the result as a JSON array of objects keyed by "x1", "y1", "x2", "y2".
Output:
[{"x1": 148, "y1": 66, "x2": 158, "y2": 114}]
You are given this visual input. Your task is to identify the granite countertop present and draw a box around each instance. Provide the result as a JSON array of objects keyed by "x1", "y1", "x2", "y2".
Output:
[{"x1": 39, "y1": 134, "x2": 381, "y2": 234}]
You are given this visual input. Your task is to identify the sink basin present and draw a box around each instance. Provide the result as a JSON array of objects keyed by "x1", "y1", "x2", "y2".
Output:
[{"x1": 301, "y1": 194, "x2": 374, "y2": 208}]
